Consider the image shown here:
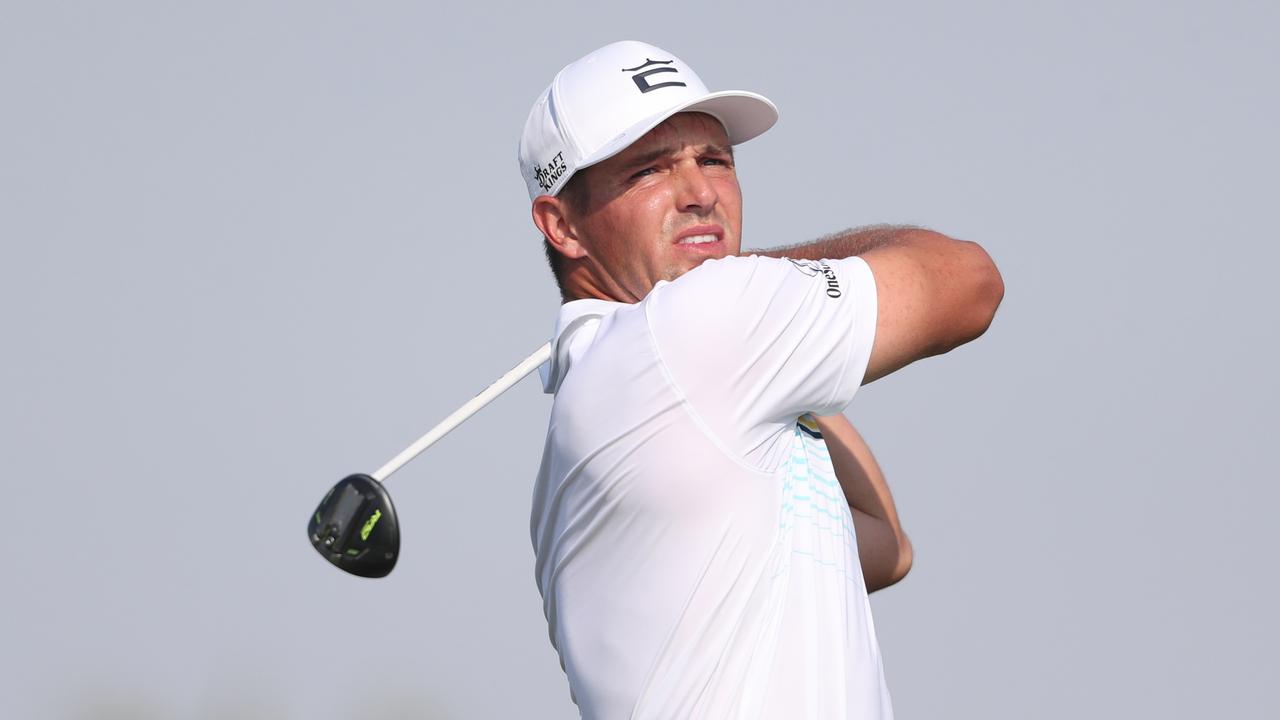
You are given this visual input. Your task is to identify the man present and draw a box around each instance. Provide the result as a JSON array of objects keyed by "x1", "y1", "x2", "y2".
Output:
[{"x1": 519, "y1": 41, "x2": 1003, "y2": 719}]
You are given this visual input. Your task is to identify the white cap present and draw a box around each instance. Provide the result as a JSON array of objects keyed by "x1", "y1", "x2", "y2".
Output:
[{"x1": 518, "y1": 40, "x2": 778, "y2": 202}]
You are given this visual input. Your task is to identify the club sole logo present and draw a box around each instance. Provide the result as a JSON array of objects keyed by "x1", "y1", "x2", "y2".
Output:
[{"x1": 361, "y1": 509, "x2": 382, "y2": 541}]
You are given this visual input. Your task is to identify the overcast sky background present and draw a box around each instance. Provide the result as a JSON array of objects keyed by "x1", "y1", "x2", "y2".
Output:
[{"x1": 2, "y1": 1, "x2": 1276, "y2": 718}]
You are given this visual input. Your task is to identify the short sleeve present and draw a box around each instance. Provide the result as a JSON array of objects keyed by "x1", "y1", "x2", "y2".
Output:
[{"x1": 644, "y1": 255, "x2": 878, "y2": 467}]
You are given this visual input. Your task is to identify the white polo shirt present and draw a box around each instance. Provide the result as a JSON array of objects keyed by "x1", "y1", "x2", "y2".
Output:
[{"x1": 531, "y1": 254, "x2": 890, "y2": 719}]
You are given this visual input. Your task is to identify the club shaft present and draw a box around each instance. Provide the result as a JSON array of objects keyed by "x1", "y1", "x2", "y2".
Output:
[{"x1": 371, "y1": 342, "x2": 552, "y2": 482}]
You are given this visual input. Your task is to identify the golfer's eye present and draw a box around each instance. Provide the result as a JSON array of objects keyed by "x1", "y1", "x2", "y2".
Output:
[
  {"x1": 701, "y1": 156, "x2": 731, "y2": 167},
  {"x1": 630, "y1": 167, "x2": 657, "y2": 180}
]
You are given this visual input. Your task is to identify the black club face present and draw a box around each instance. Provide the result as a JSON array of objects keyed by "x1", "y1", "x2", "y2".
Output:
[{"x1": 308, "y1": 474, "x2": 400, "y2": 578}]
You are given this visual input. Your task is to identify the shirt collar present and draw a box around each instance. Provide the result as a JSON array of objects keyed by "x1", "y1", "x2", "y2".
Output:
[{"x1": 540, "y1": 298, "x2": 624, "y2": 393}]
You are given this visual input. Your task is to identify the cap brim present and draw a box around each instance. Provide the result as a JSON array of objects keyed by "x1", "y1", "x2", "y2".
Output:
[{"x1": 577, "y1": 90, "x2": 778, "y2": 173}]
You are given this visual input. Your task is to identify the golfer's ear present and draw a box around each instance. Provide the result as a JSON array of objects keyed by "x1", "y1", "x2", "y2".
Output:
[{"x1": 532, "y1": 195, "x2": 588, "y2": 260}]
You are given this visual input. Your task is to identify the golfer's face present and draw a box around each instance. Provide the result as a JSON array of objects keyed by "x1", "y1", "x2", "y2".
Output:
[{"x1": 573, "y1": 112, "x2": 742, "y2": 301}]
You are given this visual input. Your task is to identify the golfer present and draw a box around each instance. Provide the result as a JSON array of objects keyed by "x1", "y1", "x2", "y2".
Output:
[{"x1": 521, "y1": 41, "x2": 1003, "y2": 719}]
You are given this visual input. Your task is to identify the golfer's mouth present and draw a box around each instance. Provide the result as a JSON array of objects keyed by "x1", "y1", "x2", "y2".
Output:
[{"x1": 674, "y1": 225, "x2": 725, "y2": 249}]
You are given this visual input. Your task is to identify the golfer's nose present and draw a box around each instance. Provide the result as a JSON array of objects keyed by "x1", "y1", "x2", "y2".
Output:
[{"x1": 675, "y1": 161, "x2": 717, "y2": 214}]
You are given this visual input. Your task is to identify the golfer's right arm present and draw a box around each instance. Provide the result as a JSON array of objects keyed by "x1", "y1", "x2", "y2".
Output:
[{"x1": 759, "y1": 226, "x2": 1005, "y2": 381}]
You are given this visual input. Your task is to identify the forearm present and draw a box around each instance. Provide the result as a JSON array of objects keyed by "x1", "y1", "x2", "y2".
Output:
[
  {"x1": 752, "y1": 224, "x2": 924, "y2": 261},
  {"x1": 813, "y1": 414, "x2": 913, "y2": 591}
]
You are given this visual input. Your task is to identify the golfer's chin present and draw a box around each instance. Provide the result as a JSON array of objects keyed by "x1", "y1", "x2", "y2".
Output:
[{"x1": 665, "y1": 241, "x2": 731, "y2": 278}]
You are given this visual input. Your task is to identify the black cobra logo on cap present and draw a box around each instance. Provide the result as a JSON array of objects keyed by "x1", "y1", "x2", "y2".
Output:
[{"x1": 621, "y1": 58, "x2": 687, "y2": 94}]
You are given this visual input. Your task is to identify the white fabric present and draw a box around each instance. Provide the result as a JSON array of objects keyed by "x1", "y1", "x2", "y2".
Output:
[
  {"x1": 518, "y1": 40, "x2": 778, "y2": 201},
  {"x1": 531, "y1": 255, "x2": 891, "y2": 719}
]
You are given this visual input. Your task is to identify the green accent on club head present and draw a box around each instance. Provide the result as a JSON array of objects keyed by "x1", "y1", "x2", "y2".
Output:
[
  {"x1": 314, "y1": 512, "x2": 321, "y2": 525},
  {"x1": 346, "y1": 548, "x2": 361, "y2": 556},
  {"x1": 361, "y1": 509, "x2": 382, "y2": 541}
]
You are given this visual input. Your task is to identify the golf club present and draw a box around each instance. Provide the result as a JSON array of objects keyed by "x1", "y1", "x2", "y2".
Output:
[{"x1": 307, "y1": 342, "x2": 553, "y2": 578}]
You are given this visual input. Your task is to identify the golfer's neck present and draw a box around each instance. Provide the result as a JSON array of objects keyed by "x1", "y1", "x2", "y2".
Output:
[{"x1": 561, "y1": 266, "x2": 641, "y2": 304}]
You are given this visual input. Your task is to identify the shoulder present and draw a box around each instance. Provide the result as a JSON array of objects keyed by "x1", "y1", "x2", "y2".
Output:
[
  {"x1": 643, "y1": 255, "x2": 764, "y2": 330},
  {"x1": 647, "y1": 254, "x2": 799, "y2": 308},
  {"x1": 646, "y1": 254, "x2": 872, "y2": 320}
]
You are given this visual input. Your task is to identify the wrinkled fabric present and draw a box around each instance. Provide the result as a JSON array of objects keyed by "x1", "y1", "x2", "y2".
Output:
[{"x1": 531, "y1": 255, "x2": 891, "y2": 719}]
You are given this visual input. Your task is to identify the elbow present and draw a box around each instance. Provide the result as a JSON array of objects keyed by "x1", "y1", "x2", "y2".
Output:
[
  {"x1": 969, "y1": 241, "x2": 1005, "y2": 337},
  {"x1": 942, "y1": 240, "x2": 1005, "y2": 351},
  {"x1": 869, "y1": 531, "x2": 914, "y2": 592},
  {"x1": 888, "y1": 532, "x2": 914, "y2": 587}
]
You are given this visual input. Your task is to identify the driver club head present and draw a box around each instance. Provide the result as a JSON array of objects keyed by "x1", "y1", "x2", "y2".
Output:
[{"x1": 308, "y1": 473, "x2": 400, "y2": 578}]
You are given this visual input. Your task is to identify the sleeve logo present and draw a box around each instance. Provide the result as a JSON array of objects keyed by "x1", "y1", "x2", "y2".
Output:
[{"x1": 786, "y1": 258, "x2": 842, "y2": 298}]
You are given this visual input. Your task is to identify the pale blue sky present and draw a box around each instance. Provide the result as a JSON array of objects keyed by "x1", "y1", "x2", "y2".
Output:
[{"x1": 2, "y1": 2, "x2": 1276, "y2": 717}]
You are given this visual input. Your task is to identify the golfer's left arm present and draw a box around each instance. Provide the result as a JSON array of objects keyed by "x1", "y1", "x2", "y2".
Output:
[{"x1": 814, "y1": 414, "x2": 912, "y2": 592}]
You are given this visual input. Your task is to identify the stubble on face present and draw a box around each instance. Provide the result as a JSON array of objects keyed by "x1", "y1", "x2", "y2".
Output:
[{"x1": 564, "y1": 113, "x2": 743, "y2": 302}]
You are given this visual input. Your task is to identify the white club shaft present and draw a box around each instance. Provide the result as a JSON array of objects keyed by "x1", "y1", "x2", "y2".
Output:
[{"x1": 371, "y1": 342, "x2": 552, "y2": 483}]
